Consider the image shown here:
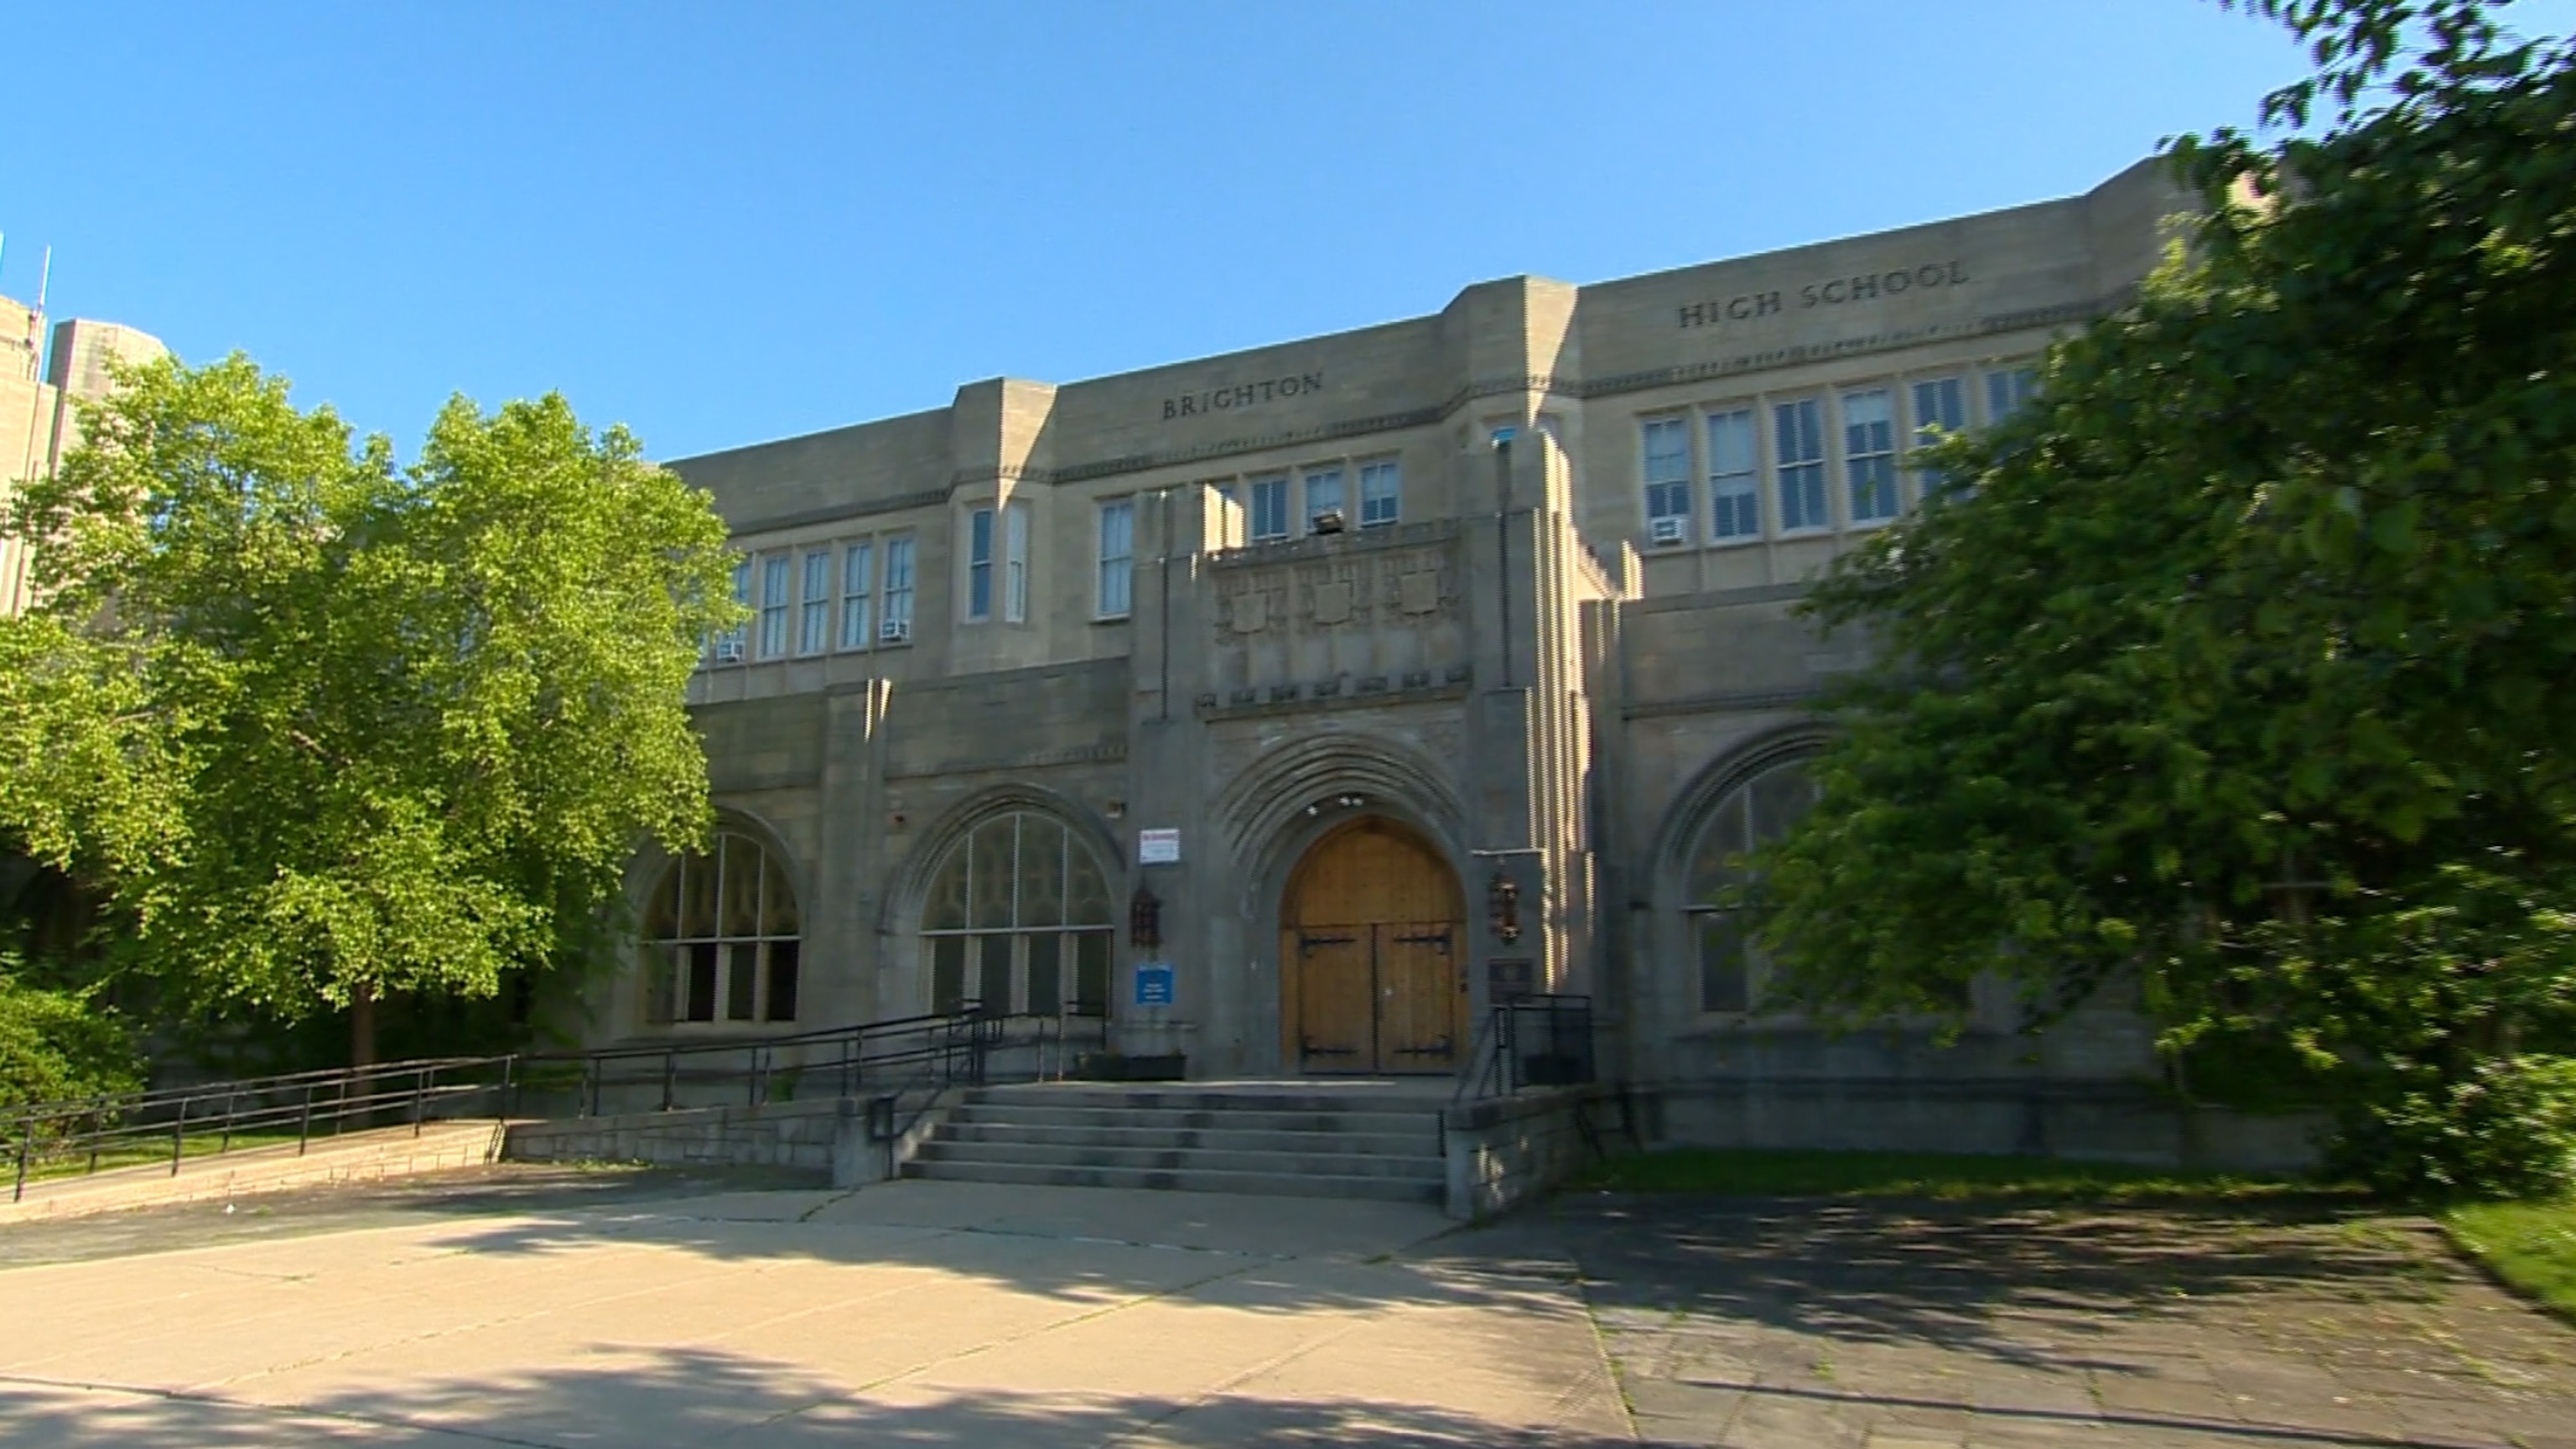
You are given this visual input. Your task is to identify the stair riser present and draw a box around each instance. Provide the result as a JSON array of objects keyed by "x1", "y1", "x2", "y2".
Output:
[
  {"x1": 941, "y1": 1124, "x2": 1437, "y2": 1156},
  {"x1": 968, "y1": 1088, "x2": 1452, "y2": 1116},
  {"x1": 902, "y1": 1160, "x2": 1442, "y2": 1204},
  {"x1": 916, "y1": 1142, "x2": 1443, "y2": 1179},
  {"x1": 946, "y1": 1105, "x2": 1439, "y2": 1135}
]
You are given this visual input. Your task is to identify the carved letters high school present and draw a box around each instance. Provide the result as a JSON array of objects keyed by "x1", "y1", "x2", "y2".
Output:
[{"x1": 590, "y1": 158, "x2": 2206, "y2": 1159}]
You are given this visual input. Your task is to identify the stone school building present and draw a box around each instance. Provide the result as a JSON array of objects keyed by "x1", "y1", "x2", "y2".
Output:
[{"x1": 589, "y1": 158, "x2": 2232, "y2": 1156}]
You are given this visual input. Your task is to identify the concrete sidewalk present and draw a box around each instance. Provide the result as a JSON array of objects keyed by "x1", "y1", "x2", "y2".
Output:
[{"x1": 0, "y1": 1173, "x2": 1633, "y2": 1447}]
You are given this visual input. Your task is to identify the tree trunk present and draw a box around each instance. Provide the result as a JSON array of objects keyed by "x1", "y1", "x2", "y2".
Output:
[{"x1": 350, "y1": 984, "x2": 378, "y2": 1068}]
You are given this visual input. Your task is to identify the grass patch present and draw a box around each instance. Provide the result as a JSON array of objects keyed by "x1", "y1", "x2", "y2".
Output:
[
  {"x1": 2442, "y1": 1197, "x2": 2576, "y2": 1322},
  {"x1": 1568, "y1": 1146, "x2": 2337, "y2": 1202}
]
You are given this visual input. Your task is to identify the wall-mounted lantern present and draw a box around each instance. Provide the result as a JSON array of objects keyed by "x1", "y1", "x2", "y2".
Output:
[
  {"x1": 1130, "y1": 884, "x2": 1163, "y2": 950},
  {"x1": 1487, "y1": 870, "x2": 1522, "y2": 945}
]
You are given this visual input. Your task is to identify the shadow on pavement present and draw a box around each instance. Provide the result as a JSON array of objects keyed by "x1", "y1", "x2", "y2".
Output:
[{"x1": 0, "y1": 1347, "x2": 1633, "y2": 1448}]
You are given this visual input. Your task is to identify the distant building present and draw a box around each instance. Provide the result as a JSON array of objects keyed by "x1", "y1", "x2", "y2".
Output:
[
  {"x1": 0, "y1": 298, "x2": 168, "y2": 614},
  {"x1": 573, "y1": 159, "x2": 2225, "y2": 1157}
]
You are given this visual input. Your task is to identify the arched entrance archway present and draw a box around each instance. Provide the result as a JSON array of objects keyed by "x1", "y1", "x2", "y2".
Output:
[{"x1": 1279, "y1": 818, "x2": 1465, "y2": 1075}]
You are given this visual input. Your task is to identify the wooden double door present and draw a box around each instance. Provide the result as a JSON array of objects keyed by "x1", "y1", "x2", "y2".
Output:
[{"x1": 1280, "y1": 819, "x2": 1465, "y2": 1075}]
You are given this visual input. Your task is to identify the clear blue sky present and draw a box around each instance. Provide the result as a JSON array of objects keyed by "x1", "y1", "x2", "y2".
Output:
[{"x1": 1, "y1": 1, "x2": 2562, "y2": 461}]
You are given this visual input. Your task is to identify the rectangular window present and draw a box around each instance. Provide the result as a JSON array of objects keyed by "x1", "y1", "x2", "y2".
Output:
[
  {"x1": 1004, "y1": 505, "x2": 1029, "y2": 623},
  {"x1": 1911, "y1": 376, "x2": 1968, "y2": 493},
  {"x1": 1358, "y1": 460, "x2": 1400, "y2": 527},
  {"x1": 797, "y1": 548, "x2": 833, "y2": 656},
  {"x1": 883, "y1": 535, "x2": 915, "y2": 638},
  {"x1": 1986, "y1": 365, "x2": 2038, "y2": 423},
  {"x1": 1302, "y1": 467, "x2": 1343, "y2": 532},
  {"x1": 1216, "y1": 483, "x2": 1244, "y2": 548},
  {"x1": 1642, "y1": 417, "x2": 1691, "y2": 534},
  {"x1": 1249, "y1": 475, "x2": 1289, "y2": 541},
  {"x1": 1097, "y1": 499, "x2": 1135, "y2": 617},
  {"x1": 715, "y1": 558, "x2": 752, "y2": 663},
  {"x1": 1774, "y1": 398, "x2": 1828, "y2": 532},
  {"x1": 766, "y1": 941, "x2": 800, "y2": 1024},
  {"x1": 1707, "y1": 408, "x2": 1758, "y2": 541},
  {"x1": 839, "y1": 540, "x2": 875, "y2": 650},
  {"x1": 1697, "y1": 913, "x2": 1752, "y2": 1014},
  {"x1": 966, "y1": 508, "x2": 994, "y2": 621},
  {"x1": 1843, "y1": 388, "x2": 1898, "y2": 525},
  {"x1": 758, "y1": 554, "x2": 792, "y2": 659}
]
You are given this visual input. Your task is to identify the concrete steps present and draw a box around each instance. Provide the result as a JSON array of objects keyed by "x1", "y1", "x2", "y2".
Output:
[{"x1": 901, "y1": 1082, "x2": 1448, "y2": 1205}]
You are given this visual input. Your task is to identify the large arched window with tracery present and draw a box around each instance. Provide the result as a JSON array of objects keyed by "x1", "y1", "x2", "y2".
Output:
[
  {"x1": 921, "y1": 812, "x2": 1116, "y2": 1016},
  {"x1": 641, "y1": 832, "x2": 801, "y2": 1026},
  {"x1": 1685, "y1": 759, "x2": 1817, "y2": 1014}
]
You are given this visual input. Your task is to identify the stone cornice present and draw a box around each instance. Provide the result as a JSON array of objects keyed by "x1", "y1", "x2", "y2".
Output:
[{"x1": 719, "y1": 289, "x2": 2134, "y2": 538}]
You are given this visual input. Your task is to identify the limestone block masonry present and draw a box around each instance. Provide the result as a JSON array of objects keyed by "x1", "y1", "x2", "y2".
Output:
[{"x1": 562, "y1": 158, "x2": 2303, "y2": 1167}]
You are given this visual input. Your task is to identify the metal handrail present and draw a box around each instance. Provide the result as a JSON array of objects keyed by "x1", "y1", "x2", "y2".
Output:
[
  {"x1": 1452, "y1": 994, "x2": 1597, "y2": 1106},
  {"x1": 6, "y1": 1002, "x2": 1124, "y2": 1204},
  {"x1": 8, "y1": 1056, "x2": 517, "y2": 1204}
]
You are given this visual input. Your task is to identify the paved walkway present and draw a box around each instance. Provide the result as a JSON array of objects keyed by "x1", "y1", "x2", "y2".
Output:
[
  {"x1": 10, "y1": 1166, "x2": 2575, "y2": 1448},
  {"x1": 1461, "y1": 1192, "x2": 2576, "y2": 1449},
  {"x1": 0, "y1": 1166, "x2": 1628, "y2": 1447}
]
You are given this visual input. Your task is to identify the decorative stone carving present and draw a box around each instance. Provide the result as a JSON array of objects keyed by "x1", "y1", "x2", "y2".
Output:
[
  {"x1": 1399, "y1": 571, "x2": 1440, "y2": 615},
  {"x1": 1312, "y1": 580, "x2": 1353, "y2": 626}
]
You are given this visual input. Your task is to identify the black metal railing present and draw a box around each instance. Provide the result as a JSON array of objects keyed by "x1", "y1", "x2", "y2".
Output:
[
  {"x1": 517, "y1": 1004, "x2": 1114, "y2": 1119},
  {"x1": 8, "y1": 1056, "x2": 517, "y2": 1204},
  {"x1": 6, "y1": 1003, "x2": 1120, "y2": 1204},
  {"x1": 1457, "y1": 993, "x2": 1597, "y2": 1103}
]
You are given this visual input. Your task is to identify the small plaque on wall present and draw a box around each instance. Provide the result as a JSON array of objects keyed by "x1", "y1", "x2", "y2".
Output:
[{"x1": 1488, "y1": 957, "x2": 1535, "y2": 1004}]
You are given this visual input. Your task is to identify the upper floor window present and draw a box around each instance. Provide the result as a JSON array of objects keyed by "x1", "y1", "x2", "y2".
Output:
[
  {"x1": 798, "y1": 548, "x2": 834, "y2": 656},
  {"x1": 1358, "y1": 461, "x2": 1400, "y2": 527},
  {"x1": 1250, "y1": 475, "x2": 1290, "y2": 542},
  {"x1": 966, "y1": 508, "x2": 995, "y2": 621},
  {"x1": 757, "y1": 554, "x2": 792, "y2": 659},
  {"x1": 1642, "y1": 418, "x2": 1691, "y2": 538},
  {"x1": 1303, "y1": 467, "x2": 1344, "y2": 532},
  {"x1": 883, "y1": 535, "x2": 916, "y2": 640},
  {"x1": 839, "y1": 540, "x2": 875, "y2": 650},
  {"x1": 714, "y1": 558, "x2": 752, "y2": 665},
  {"x1": 1986, "y1": 365, "x2": 2038, "y2": 423},
  {"x1": 1774, "y1": 398, "x2": 1828, "y2": 532},
  {"x1": 1004, "y1": 505, "x2": 1030, "y2": 623},
  {"x1": 1911, "y1": 376, "x2": 1968, "y2": 494},
  {"x1": 1097, "y1": 499, "x2": 1135, "y2": 618},
  {"x1": 1707, "y1": 408, "x2": 1758, "y2": 542},
  {"x1": 1843, "y1": 389, "x2": 1898, "y2": 526}
]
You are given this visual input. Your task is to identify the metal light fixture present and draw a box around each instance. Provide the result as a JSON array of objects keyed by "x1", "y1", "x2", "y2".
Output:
[{"x1": 1487, "y1": 870, "x2": 1522, "y2": 944}]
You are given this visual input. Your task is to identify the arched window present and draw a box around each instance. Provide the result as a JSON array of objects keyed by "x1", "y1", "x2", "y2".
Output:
[
  {"x1": 641, "y1": 832, "x2": 801, "y2": 1026},
  {"x1": 1685, "y1": 759, "x2": 1817, "y2": 1013},
  {"x1": 921, "y1": 812, "x2": 1115, "y2": 1016}
]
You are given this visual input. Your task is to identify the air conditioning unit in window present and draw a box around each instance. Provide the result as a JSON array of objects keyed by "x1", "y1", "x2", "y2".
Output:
[
  {"x1": 1648, "y1": 517, "x2": 1687, "y2": 547},
  {"x1": 713, "y1": 636, "x2": 745, "y2": 663},
  {"x1": 878, "y1": 619, "x2": 911, "y2": 644}
]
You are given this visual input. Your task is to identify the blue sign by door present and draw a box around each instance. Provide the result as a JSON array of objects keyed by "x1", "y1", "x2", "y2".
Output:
[{"x1": 1134, "y1": 963, "x2": 1175, "y2": 1007}]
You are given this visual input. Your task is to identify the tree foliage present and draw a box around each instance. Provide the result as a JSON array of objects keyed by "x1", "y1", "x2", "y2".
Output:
[
  {"x1": 0, "y1": 951, "x2": 142, "y2": 1112},
  {"x1": 1752, "y1": 0, "x2": 2576, "y2": 1195},
  {"x1": 0, "y1": 356, "x2": 743, "y2": 1059}
]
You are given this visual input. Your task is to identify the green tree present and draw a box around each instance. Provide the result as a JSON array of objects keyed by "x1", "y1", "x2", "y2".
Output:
[
  {"x1": 0, "y1": 356, "x2": 744, "y2": 1064},
  {"x1": 1752, "y1": 0, "x2": 2576, "y2": 1196}
]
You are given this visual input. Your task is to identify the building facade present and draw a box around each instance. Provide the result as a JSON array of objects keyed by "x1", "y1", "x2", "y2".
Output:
[
  {"x1": 591, "y1": 160, "x2": 2229, "y2": 1154},
  {"x1": 1, "y1": 301, "x2": 169, "y2": 615}
]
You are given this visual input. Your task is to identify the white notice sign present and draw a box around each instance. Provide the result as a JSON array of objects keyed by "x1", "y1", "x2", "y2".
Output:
[{"x1": 1138, "y1": 828, "x2": 1181, "y2": 865}]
